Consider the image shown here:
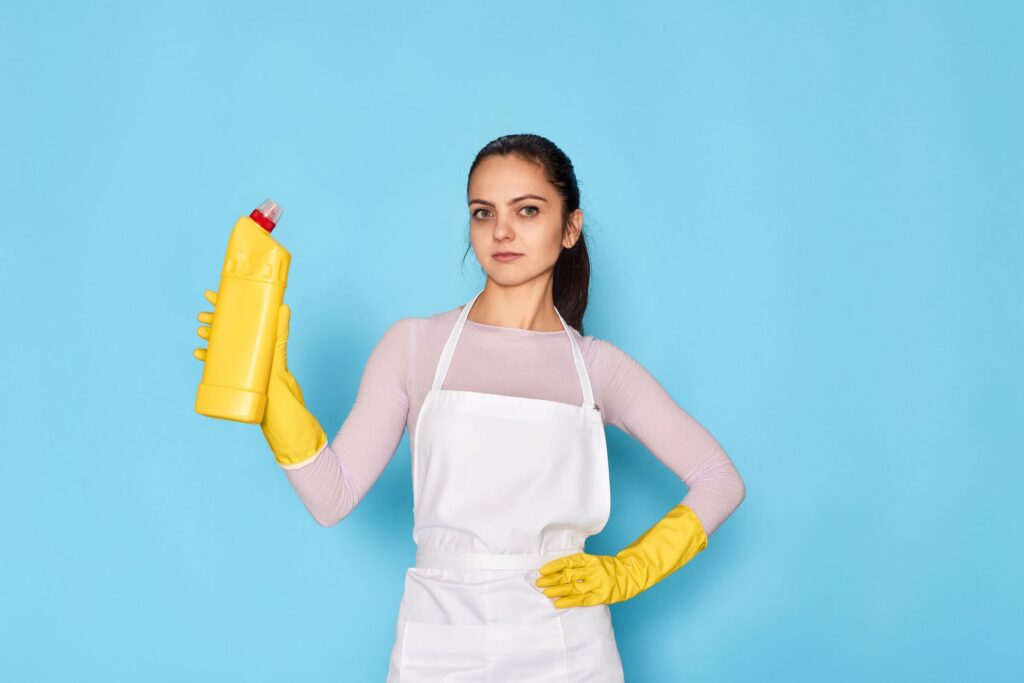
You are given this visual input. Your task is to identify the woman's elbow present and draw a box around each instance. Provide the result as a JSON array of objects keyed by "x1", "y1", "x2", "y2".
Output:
[
  {"x1": 310, "y1": 500, "x2": 360, "y2": 528},
  {"x1": 312, "y1": 512, "x2": 338, "y2": 528},
  {"x1": 732, "y1": 472, "x2": 747, "y2": 510}
]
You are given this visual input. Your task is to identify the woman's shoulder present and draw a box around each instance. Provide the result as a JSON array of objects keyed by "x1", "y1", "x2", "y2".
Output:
[
  {"x1": 365, "y1": 308, "x2": 457, "y2": 383},
  {"x1": 376, "y1": 305, "x2": 459, "y2": 350},
  {"x1": 578, "y1": 332, "x2": 654, "y2": 383},
  {"x1": 394, "y1": 305, "x2": 460, "y2": 334}
]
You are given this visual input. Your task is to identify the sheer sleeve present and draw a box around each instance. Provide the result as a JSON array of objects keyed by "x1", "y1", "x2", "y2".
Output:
[
  {"x1": 278, "y1": 317, "x2": 413, "y2": 527},
  {"x1": 589, "y1": 338, "x2": 746, "y2": 537}
]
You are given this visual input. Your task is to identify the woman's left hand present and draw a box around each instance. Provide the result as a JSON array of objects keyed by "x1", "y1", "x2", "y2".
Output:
[
  {"x1": 534, "y1": 552, "x2": 642, "y2": 607},
  {"x1": 534, "y1": 504, "x2": 709, "y2": 608}
]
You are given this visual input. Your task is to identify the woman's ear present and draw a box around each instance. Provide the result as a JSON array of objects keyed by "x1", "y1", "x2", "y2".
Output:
[{"x1": 562, "y1": 209, "x2": 584, "y2": 249}]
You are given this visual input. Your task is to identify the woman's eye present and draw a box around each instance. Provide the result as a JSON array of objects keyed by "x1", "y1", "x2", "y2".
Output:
[{"x1": 471, "y1": 206, "x2": 538, "y2": 219}]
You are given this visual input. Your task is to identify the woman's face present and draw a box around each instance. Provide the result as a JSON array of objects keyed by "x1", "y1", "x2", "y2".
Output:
[{"x1": 467, "y1": 155, "x2": 582, "y2": 286}]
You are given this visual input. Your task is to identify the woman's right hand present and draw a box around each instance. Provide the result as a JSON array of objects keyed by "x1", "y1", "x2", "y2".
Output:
[
  {"x1": 192, "y1": 289, "x2": 219, "y2": 361},
  {"x1": 194, "y1": 290, "x2": 328, "y2": 467}
]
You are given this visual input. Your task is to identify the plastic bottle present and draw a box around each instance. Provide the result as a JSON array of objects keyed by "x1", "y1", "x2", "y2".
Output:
[{"x1": 195, "y1": 199, "x2": 291, "y2": 423}]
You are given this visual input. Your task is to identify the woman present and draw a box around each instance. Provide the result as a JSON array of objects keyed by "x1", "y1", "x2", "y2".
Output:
[{"x1": 195, "y1": 133, "x2": 746, "y2": 681}]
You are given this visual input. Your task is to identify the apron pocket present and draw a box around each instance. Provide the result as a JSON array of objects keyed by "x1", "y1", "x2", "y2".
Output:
[{"x1": 400, "y1": 618, "x2": 568, "y2": 682}]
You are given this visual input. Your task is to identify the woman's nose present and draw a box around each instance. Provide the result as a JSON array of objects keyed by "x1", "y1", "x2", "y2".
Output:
[{"x1": 494, "y1": 215, "x2": 515, "y2": 239}]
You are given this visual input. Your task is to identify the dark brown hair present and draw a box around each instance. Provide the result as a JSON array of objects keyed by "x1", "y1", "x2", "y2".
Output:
[{"x1": 463, "y1": 133, "x2": 592, "y2": 335}]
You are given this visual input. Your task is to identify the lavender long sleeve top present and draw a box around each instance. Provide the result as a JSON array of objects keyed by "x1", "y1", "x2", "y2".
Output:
[{"x1": 279, "y1": 303, "x2": 746, "y2": 537}]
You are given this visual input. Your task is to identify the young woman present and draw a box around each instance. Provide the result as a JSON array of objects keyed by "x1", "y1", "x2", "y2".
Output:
[{"x1": 195, "y1": 134, "x2": 746, "y2": 682}]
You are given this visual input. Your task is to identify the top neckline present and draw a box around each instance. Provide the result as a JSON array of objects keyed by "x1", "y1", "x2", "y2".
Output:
[
  {"x1": 464, "y1": 317, "x2": 566, "y2": 335},
  {"x1": 436, "y1": 288, "x2": 595, "y2": 407}
]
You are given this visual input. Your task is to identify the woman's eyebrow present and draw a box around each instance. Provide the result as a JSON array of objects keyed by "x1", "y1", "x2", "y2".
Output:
[{"x1": 468, "y1": 194, "x2": 549, "y2": 207}]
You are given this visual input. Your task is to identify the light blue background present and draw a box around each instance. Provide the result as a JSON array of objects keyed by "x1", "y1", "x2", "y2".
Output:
[{"x1": 2, "y1": 1, "x2": 1020, "y2": 681}]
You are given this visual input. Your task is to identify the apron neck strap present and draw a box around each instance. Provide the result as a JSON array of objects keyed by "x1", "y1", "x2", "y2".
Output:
[{"x1": 430, "y1": 287, "x2": 596, "y2": 408}]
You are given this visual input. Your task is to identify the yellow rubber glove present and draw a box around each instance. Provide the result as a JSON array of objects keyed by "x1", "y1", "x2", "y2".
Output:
[
  {"x1": 194, "y1": 289, "x2": 328, "y2": 467},
  {"x1": 535, "y1": 503, "x2": 708, "y2": 607}
]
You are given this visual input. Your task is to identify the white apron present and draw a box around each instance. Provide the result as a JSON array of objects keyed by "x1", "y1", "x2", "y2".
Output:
[{"x1": 385, "y1": 287, "x2": 625, "y2": 682}]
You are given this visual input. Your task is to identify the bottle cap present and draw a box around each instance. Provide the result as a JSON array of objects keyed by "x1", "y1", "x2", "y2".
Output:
[{"x1": 250, "y1": 198, "x2": 283, "y2": 232}]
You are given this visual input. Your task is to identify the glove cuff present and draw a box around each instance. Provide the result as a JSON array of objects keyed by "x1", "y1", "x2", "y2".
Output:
[{"x1": 614, "y1": 503, "x2": 708, "y2": 591}]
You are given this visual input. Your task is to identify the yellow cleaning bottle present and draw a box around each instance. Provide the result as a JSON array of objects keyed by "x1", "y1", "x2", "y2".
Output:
[{"x1": 194, "y1": 199, "x2": 290, "y2": 423}]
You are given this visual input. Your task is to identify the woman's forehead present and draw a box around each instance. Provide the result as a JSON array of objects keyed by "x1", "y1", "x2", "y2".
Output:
[{"x1": 469, "y1": 156, "x2": 550, "y2": 197}]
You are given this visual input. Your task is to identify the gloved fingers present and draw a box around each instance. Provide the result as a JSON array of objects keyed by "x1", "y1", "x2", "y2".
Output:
[
  {"x1": 275, "y1": 303, "x2": 292, "y2": 345},
  {"x1": 535, "y1": 573, "x2": 561, "y2": 587},
  {"x1": 197, "y1": 311, "x2": 214, "y2": 324},
  {"x1": 193, "y1": 348, "x2": 207, "y2": 361},
  {"x1": 197, "y1": 325, "x2": 211, "y2": 340},
  {"x1": 538, "y1": 552, "x2": 590, "y2": 577},
  {"x1": 540, "y1": 583, "x2": 575, "y2": 598},
  {"x1": 536, "y1": 572, "x2": 567, "y2": 587},
  {"x1": 554, "y1": 596, "x2": 583, "y2": 608},
  {"x1": 203, "y1": 289, "x2": 218, "y2": 307},
  {"x1": 545, "y1": 577, "x2": 598, "y2": 596},
  {"x1": 568, "y1": 576, "x2": 601, "y2": 595},
  {"x1": 269, "y1": 304, "x2": 293, "y2": 378},
  {"x1": 554, "y1": 592, "x2": 604, "y2": 609},
  {"x1": 545, "y1": 577, "x2": 601, "y2": 602},
  {"x1": 537, "y1": 556, "x2": 571, "y2": 576},
  {"x1": 536, "y1": 564, "x2": 597, "y2": 587},
  {"x1": 548, "y1": 577, "x2": 602, "y2": 602},
  {"x1": 286, "y1": 371, "x2": 305, "y2": 403}
]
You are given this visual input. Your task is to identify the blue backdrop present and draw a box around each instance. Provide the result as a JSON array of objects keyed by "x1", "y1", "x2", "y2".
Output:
[{"x1": 2, "y1": 1, "x2": 1020, "y2": 681}]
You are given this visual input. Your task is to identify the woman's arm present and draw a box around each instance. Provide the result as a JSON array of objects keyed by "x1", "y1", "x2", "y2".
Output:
[
  {"x1": 533, "y1": 339, "x2": 746, "y2": 607},
  {"x1": 278, "y1": 317, "x2": 413, "y2": 527},
  {"x1": 590, "y1": 338, "x2": 746, "y2": 537}
]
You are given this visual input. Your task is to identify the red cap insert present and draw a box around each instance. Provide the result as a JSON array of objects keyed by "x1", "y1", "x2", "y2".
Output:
[{"x1": 249, "y1": 198, "x2": 283, "y2": 233}]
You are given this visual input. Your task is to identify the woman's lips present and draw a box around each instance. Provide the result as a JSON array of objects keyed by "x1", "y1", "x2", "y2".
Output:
[{"x1": 493, "y1": 253, "x2": 523, "y2": 263}]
